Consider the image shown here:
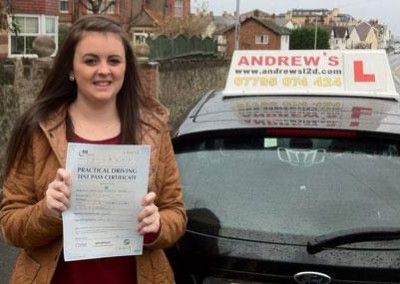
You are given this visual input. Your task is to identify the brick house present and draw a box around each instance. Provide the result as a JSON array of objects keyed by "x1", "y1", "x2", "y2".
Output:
[
  {"x1": 59, "y1": 0, "x2": 190, "y2": 27},
  {"x1": 218, "y1": 17, "x2": 291, "y2": 58},
  {"x1": 130, "y1": 0, "x2": 190, "y2": 45},
  {"x1": 285, "y1": 8, "x2": 357, "y2": 27},
  {"x1": 1, "y1": 0, "x2": 190, "y2": 58},
  {"x1": 2, "y1": 0, "x2": 59, "y2": 58},
  {"x1": 60, "y1": 0, "x2": 190, "y2": 40},
  {"x1": 132, "y1": 0, "x2": 190, "y2": 19},
  {"x1": 59, "y1": 0, "x2": 132, "y2": 29}
]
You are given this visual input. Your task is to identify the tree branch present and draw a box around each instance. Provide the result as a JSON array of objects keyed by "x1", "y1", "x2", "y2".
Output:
[
  {"x1": 100, "y1": 0, "x2": 115, "y2": 14},
  {"x1": 79, "y1": 0, "x2": 91, "y2": 12}
]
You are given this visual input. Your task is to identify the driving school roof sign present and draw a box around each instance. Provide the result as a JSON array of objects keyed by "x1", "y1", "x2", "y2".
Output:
[{"x1": 223, "y1": 50, "x2": 399, "y2": 101}]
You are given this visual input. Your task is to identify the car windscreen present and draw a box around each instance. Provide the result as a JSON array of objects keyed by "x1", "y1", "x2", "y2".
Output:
[{"x1": 174, "y1": 131, "x2": 400, "y2": 247}]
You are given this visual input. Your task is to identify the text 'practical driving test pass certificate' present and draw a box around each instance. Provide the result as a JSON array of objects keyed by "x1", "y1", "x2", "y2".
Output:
[{"x1": 62, "y1": 143, "x2": 150, "y2": 261}]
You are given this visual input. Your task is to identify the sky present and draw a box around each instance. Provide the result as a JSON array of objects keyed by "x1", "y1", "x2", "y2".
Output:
[{"x1": 192, "y1": 0, "x2": 400, "y2": 36}]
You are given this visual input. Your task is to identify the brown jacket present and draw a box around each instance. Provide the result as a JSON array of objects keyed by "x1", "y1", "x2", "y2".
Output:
[{"x1": 0, "y1": 106, "x2": 187, "y2": 283}]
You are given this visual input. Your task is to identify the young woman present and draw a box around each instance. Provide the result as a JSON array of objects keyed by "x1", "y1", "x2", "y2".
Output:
[{"x1": 0, "y1": 15, "x2": 186, "y2": 283}]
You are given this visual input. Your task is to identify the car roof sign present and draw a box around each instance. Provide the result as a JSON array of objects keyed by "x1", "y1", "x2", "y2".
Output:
[{"x1": 223, "y1": 50, "x2": 399, "y2": 101}]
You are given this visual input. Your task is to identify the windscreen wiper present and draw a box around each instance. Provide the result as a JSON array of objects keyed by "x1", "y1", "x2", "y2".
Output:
[{"x1": 307, "y1": 227, "x2": 400, "y2": 254}]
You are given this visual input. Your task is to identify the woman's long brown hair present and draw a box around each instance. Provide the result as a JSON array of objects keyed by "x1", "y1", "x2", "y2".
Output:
[{"x1": 4, "y1": 15, "x2": 146, "y2": 176}]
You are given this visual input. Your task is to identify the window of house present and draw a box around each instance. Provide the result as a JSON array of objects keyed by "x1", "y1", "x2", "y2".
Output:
[
  {"x1": 175, "y1": 0, "x2": 183, "y2": 17},
  {"x1": 255, "y1": 34, "x2": 269, "y2": 45},
  {"x1": 9, "y1": 14, "x2": 58, "y2": 57},
  {"x1": 10, "y1": 16, "x2": 39, "y2": 55},
  {"x1": 60, "y1": 0, "x2": 68, "y2": 13},
  {"x1": 45, "y1": 16, "x2": 57, "y2": 46},
  {"x1": 133, "y1": 32, "x2": 148, "y2": 45},
  {"x1": 217, "y1": 35, "x2": 227, "y2": 53}
]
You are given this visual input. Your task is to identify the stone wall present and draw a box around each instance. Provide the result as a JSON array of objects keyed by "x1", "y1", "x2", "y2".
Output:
[
  {"x1": 0, "y1": 59, "x2": 18, "y2": 187},
  {"x1": 0, "y1": 57, "x2": 230, "y2": 186},
  {"x1": 158, "y1": 59, "x2": 229, "y2": 128}
]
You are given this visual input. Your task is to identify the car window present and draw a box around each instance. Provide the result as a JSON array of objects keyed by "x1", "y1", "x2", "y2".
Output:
[{"x1": 174, "y1": 132, "x2": 400, "y2": 244}]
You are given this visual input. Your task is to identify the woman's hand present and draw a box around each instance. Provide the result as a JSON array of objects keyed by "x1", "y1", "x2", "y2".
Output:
[
  {"x1": 137, "y1": 192, "x2": 160, "y2": 234},
  {"x1": 45, "y1": 168, "x2": 71, "y2": 218}
]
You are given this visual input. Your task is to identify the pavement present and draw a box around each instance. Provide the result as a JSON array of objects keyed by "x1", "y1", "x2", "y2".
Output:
[{"x1": 0, "y1": 239, "x2": 17, "y2": 283}]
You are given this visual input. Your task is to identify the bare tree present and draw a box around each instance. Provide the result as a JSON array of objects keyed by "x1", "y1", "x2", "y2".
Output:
[
  {"x1": 158, "y1": 14, "x2": 213, "y2": 37},
  {"x1": 80, "y1": 0, "x2": 116, "y2": 14}
]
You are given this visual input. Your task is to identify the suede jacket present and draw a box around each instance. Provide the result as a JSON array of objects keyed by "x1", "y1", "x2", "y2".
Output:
[{"x1": 0, "y1": 105, "x2": 187, "y2": 284}]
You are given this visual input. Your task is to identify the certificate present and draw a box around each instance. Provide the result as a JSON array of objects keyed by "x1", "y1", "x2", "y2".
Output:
[{"x1": 62, "y1": 143, "x2": 150, "y2": 261}]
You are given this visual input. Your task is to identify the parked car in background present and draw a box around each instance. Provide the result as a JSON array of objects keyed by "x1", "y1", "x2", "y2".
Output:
[{"x1": 167, "y1": 50, "x2": 400, "y2": 283}]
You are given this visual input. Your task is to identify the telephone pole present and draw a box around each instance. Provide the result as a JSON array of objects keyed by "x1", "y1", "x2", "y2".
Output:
[
  {"x1": 314, "y1": 16, "x2": 318, "y2": 49},
  {"x1": 234, "y1": 0, "x2": 240, "y2": 50}
]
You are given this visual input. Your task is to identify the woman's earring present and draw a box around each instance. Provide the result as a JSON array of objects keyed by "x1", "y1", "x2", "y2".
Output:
[{"x1": 69, "y1": 72, "x2": 75, "y2": 82}]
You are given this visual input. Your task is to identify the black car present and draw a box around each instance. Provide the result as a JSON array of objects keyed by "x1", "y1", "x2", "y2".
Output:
[{"x1": 168, "y1": 90, "x2": 400, "y2": 283}]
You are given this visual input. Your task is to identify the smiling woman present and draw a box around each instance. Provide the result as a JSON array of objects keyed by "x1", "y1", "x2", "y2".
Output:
[
  {"x1": 0, "y1": 15, "x2": 186, "y2": 284},
  {"x1": 69, "y1": 31, "x2": 127, "y2": 140}
]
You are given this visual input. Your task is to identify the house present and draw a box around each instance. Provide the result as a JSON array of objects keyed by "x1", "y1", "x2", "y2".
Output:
[
  {"x1": 132, "y1": 0, "x2": 190, "y2": 20},
  {"x1": 2, "y1": 0, "x2": 190, "y2": 58},
  {"x1": 327, "y1": 26, "x2": 349, "y2": 49},
  {"x1": 355, "y1": 21, "x2": 379, "y2": 49},
  {"x1": 218, "y1": 17, "x2": 291, "y2": 58},
  {"x1": 286, "y1": 8, "x2": 333, "y2": 26},
  {"x1": 367, "y1": 21, "x2": 392, "y2": 49},
  {"x1": 59, "y1": 0, "x2": 190, "y2": 29},
  {"x1": 285, "y1": 8, "x2": 357, "y2": 28},
  {"x1": 377, "y1": 24, "x2": 392, "y2": 49},
  {"x1": 240, "y1": 9, "x2": 271, "y2": 21},
  {"x1": 129, "y1": 0, "x2": 191, "y2": 45},
  {"x1": 59, "y1": 0, "x2": 133, "y2": 32},
  {"x1": 334, "y1": 13, "x2": 357, "y2": 27},
  {"x1": 188, "y1": 13, "x2": 232, "y2": 53},
  {"x1": 346, "y1": 26, "x2": 361, "y2": 49},
  {"x1": 240, "y1": 9, "x2": 297, "y2": 30},
  {"x1": 271, "y1": 18, "x2": 296, "y2": 30},
  {"x1": 3, "y1": 0, "x2": 59, "y2": 58},
  {"x1": 130, "y1": 7, "x2": 160, "y2": 45}
]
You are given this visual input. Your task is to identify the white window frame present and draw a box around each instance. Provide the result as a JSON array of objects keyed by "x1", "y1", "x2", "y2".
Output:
[
  {"x1": 8, "y1": 14, "x2": 58, "y2": 58},
  {"x1": 133, "y1": 32, "x2": 148, "y2": 45},
  {"x1": 60, "y1": 0, "x2": 69, "y2": 13},
  {"x1": 175, "y1": 0, "x2": 183, "y2": 17},
  {"x1": 255, "y1": 34, "x2": 269, "y2": 45}
]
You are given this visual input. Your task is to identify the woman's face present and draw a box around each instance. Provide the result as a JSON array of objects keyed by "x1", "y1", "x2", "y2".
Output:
[{"x1": 72, "y1": 31, "x2": 126, "y2": 106}]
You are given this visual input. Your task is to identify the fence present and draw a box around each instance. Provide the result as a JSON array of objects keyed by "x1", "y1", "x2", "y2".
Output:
[{"x1": 147, "y1": 34, "x2": 218, "y2": 61}]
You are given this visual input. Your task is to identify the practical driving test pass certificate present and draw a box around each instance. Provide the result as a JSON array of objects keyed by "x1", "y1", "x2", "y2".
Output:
[{"x1": 62, "y1": 143, "x2": 150, "y2": 261}]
